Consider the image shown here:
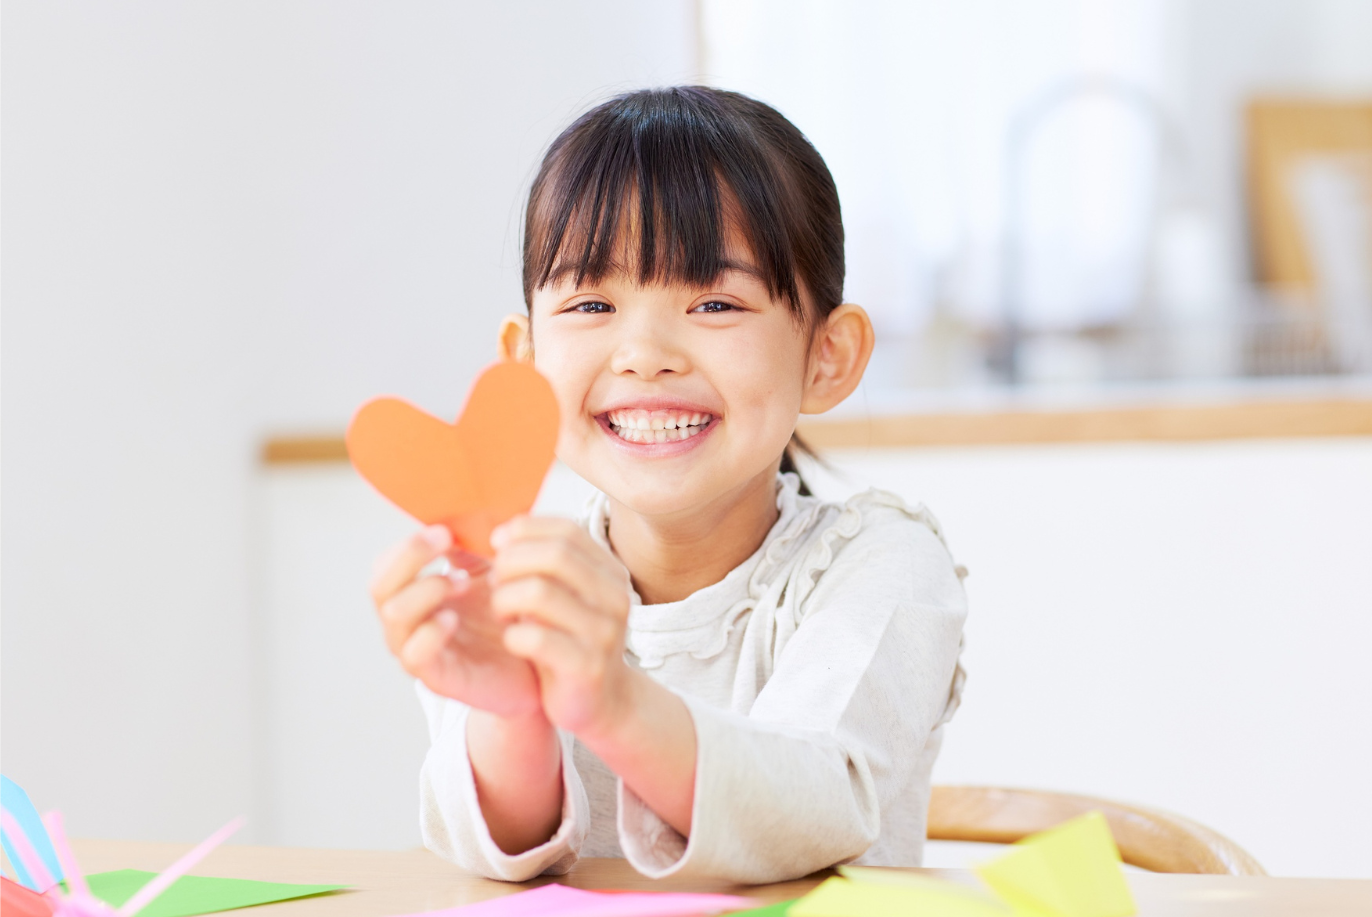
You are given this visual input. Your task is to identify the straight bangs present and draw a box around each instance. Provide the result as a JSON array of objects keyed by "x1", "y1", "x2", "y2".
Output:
[{"x1": 523, "y1": 88, "x2": 806, "y2": 315}]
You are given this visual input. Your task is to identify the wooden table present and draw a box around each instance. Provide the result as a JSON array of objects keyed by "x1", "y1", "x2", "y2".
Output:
[{"x1": 71, "y1": 840, "x2": 1372, "y2": 917}]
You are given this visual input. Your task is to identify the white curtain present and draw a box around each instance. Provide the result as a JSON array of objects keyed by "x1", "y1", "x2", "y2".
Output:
[{"x1": 701, "y1": 0, "x2": 1173, "y2": 335}]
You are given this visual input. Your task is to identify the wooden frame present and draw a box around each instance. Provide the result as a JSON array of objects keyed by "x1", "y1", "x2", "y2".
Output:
[
  {"x1": 1247, "y1": 98, "x2": 1372, "y2": 291},
  {"x1": 928, "y1": 785, "x2": 1266, "y2": 876}
]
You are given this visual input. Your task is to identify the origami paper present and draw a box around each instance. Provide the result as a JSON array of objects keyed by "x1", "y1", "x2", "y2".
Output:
[
  {"x1": 347, "y1": 362, "x2": 560, "y2": 557},
  {"x1": 974, "y1": 812, "x2": 1136, "y2": 917},
  {"x1": 791, "y1": 876, "x2": 1011, "y2": 917},
  {"x1": 1, "y1": 775, "x2": 63, "y2": 891},
  {"x1": 2, "y1": 811, "x2": 269, "y2": 917},
  {"x1": 725, "y1": 901, "x2": 795, "y2": 917},
  {"x1": 390, "y1": 882, "x2": 754, "y2": 917},
  {"x1": 87, "y1": 870, "x2": 344, "y2": 917},
  {"x1": 839, "y1": 866, "x2": 1012, "y2": 913},
  {"x1": 2, "y1": 876, "x2": 56, "y2": 917}
]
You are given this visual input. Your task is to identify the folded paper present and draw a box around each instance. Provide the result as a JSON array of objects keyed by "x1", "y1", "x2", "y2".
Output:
[
  {"x1": 87, "y1": 869, "x2": 345, "y2": 917},
  {"x1": 390, "y1": 882, "x2": 754, "y2": 917},
  {"x1": 792, "y1": 876, "x2": 1011, "y2": 917},
  {"x1": 347, "y1": 362, "x2": 560, "y2": 556},
  {"x1": 1, "y1": 775, "x2": 63, "y2": 891},
  {"x1": 974, "y1": 811, "x2": 1136, "y2": 917},
  {"x1": 726, "y1": 902, "x2": 795, "y2": 917},
  {"x1": 1, "y1": 876, "x2": 56, "y2": 917}
]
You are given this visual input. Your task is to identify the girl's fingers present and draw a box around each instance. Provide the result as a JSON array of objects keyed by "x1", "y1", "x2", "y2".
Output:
[
  {"x1": 369, "y1": 525, "x2": 453, "y2": 608},
  {"x1": 491, "y1": 517, "x2": 631, "y2": 610},
  {"x1": 502, "y1": 620, "x2": 589, "y2": 675},
  {"x1": 491, "y1": 515, "x2": 584, "y2": 551},
  {"x1": 491, "y1": 537, "x2": 623, "y2": 611},
  {"x1": 485, "y1": 576, "x2": 614, "y2": 647},
  {"x1": 379, "y1": 575, "x2": 456, "y2": 655},
  {"x1": 399, "y1": 609, "x2": 459, "y2": 674}
]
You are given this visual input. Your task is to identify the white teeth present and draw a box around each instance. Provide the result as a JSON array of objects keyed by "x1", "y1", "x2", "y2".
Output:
[{"x1": 604, "y1": 408, "x2": 714, "y2": 444}]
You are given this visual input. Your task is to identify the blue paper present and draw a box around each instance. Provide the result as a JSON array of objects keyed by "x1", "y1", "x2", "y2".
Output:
[{"x1": 1, "y1": 774, "x2": 64, "y2": 891}]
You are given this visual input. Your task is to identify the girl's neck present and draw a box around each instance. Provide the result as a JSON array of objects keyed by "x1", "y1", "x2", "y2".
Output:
[{"x1": 606, "y1": 466, "x2": 781, "y2": 605}]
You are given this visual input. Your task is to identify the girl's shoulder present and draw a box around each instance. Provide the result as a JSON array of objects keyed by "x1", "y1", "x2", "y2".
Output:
[{"x1": 767, "y1": 475, "x2": 968, "y2": 605}]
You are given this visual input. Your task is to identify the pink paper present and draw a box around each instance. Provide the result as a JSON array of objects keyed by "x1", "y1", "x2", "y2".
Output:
[{"x1": 393, "y1": 883, "x2": 755, "y2": 917}]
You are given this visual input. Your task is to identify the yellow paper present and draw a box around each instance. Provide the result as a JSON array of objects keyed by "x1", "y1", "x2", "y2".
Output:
[
  {"x1": 974, "y1": 811, "x2": 1136, "y2": 917},
  {"x1": 839, "y1": 866, "x2": 1012, "y2": 905},
  {"x1": 792, "y1": 875, "x2": 1012, "y2": 917}
]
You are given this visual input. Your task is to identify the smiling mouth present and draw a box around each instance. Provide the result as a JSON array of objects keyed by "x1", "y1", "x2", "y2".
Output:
[{"x1": 605, "y1": 409, "x2": 716, "y2": 444}]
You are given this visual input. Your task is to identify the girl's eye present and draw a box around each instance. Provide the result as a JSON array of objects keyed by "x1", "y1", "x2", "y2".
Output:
[
  {"x1": 691, "y1": 301, "x2": 737, "y2": 314},
  {"x1": 571, "y1": 301, "x2": 614, "y2": 314}
]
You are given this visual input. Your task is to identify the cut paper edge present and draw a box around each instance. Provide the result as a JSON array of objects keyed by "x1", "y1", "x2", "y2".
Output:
[
  {"x1": 115, "y1": 817, "x2": 244, "y2": 917},
  {"x1": 792, "y1": 876, "x2": 1012, "y2": 917},
  {"x1": 974, "y1": 812, "x2": 1137, "y2": 917},
  {"x1": 86, "y1": 870, "x2": 346, "y2": 917},
  {"x1": 1, "y1": 876, "x2": 57, "y2": 917},
  {"x1": 1, "y1": 775, "x2": 63, "y2": 891},
  {"x1": 838, "y1": 865, "x2": 1012, "y2": 910},
  {"x1": 345, "y1": 362, "x2": 560, "y2": 558},
  {"x1": 388, "y1": 882, "x2": 755, "y2": 917},
  {"x1": 0, "y1": 809, "x2": 58, "y2": 893},
  {"x1": 41, "y1": 811, "x2": 91, "y2": 900}
]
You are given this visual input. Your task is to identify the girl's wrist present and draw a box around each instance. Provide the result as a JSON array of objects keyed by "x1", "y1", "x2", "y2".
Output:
[
  {"x1": 467, "y1": 707, "x2": 564, "y2": 855},
  {"x1": 577, "y1": 666, "x2": 656, "y2": 756},
  {"x1": 468, "y1": 707, "x2": 558, "y2": 770}
]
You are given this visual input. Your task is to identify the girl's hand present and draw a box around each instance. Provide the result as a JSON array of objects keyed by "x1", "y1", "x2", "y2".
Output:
[
  {"x1": 370, "y1": 525, "x2": 542, "y2": 719},
  {"x1": 488, "y1": 517, "x2": 635, "y2": 738}
]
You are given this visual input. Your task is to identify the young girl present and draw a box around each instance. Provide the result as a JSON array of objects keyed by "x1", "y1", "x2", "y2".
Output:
[{"x1": 371, "y1": 87, "x2": 967, "y2": 884}]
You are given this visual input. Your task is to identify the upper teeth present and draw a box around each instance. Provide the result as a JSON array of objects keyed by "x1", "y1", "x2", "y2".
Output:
[{"x1": 607, "y1": 410, "x2": 710, "y2": 431}]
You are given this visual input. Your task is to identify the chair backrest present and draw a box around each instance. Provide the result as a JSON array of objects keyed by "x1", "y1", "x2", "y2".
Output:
[{"x1": 928, "y1": 785, "x2": 1266, "y2": 875}]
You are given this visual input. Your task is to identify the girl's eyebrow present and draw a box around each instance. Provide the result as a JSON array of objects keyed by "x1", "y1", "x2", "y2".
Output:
[
  {"x1": 716, "y1": 261, "x2": 765, "y2": 282},
  {"x1": 542, "y1": 259, "x2": 766, "y2": 290}
]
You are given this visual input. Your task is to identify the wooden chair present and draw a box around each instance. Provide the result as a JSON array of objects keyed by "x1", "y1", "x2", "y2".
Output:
[{"x1": 928, "y1": 785, "x2": 1266, "y2": 876}]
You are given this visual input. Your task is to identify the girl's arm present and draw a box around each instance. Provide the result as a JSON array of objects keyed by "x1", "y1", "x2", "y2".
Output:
[
  {"x1": 490, "y1": 505, "x2": 967, "y2": 882},
  {"x1": 488, "y1": 517, "x2": 698, "y2": 836},
  {"x1": 372, "y1": 525, "x2": 586, "y2": 877},
  {"x1": 466, "y1": 709, "x2": 564, "y2": 854}
]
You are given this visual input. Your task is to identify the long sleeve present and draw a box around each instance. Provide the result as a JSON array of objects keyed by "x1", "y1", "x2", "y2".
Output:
[
  {"x1": 416, "y1": 684, "x2": 591, "y2": 880},
  {"x1": 616, "y1": 511, "x2": 968, "y2": 882}
]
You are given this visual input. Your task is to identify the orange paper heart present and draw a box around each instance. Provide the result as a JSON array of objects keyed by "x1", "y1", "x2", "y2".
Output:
[{"x1": 346, "y1": 362, "x2": 560, "y2": 556}]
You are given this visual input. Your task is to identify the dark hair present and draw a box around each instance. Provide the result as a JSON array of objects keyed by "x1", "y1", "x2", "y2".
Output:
[{"x1": 521, "y1": 86, "x2": 844, "y2": 493}]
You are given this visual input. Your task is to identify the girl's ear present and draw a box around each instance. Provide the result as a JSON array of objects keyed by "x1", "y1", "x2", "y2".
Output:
[
  {"x1": 497, "y1": 314, "x2": 532, "y2": 362},
  {"x1": 800, "y1": 304, "x2": 875, "y2": 414}
]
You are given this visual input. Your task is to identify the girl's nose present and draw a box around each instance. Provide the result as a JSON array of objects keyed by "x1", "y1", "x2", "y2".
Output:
[{"x1": 609, "y1": 324, "x2": 691, "y2": 379}]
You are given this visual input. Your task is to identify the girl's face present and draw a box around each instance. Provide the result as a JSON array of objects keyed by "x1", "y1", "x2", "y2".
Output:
[{"x1": 527, "y1": 248, "x2": 811, "y2": 519}]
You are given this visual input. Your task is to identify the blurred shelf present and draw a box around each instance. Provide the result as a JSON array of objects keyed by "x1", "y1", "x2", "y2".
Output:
[
  {"x1": 261, "y1": 384, "x2": 1372, "y2": 464},
  {"x1": 796, "y1": 393, "x2": 1372, "y2": 449},
  {"x1": 262, "y1": 436, "x2": 352, "y2": 464}
]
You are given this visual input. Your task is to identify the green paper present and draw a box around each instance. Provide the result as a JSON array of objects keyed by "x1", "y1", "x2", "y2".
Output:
[
  {"x1": 974, "y1": 812, "x2": 1136, "y2": 917},
  {"x1": 86, "y1": 869, "x2": 344, "y2": 917},
  {"x1": 793, "y1": 876, "x2": 1011, "y2": 917},
  {"x1": 730, "y1": 901, "x2": 796, "y2": 917}
]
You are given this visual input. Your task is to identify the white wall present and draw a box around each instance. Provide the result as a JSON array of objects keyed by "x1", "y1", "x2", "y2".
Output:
[
  {"x1": 1, "y1": 0, "x2": 696, "y2": 844},
  {"x1": 804, "y1": 438, "x2": 1372, "y2": 879}
]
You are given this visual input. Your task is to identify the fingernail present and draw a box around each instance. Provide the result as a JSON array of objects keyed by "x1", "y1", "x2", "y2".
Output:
[
  {"x1": 448, "y1": 568, "x2": 471, "y2": 592},
  {"x1": 422, "y1": 525, "x2": 452, "y2": 551},
  {"x1": 436, "y1": 609, "x2": 458, "y2": 629},
  {"x1": 489, "y1": 525, "x2": 509, "y2": 550}
]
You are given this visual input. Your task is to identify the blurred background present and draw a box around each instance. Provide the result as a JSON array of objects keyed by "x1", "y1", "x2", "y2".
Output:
[{"x1": 3, "y1": 0, "x2": 1370, "y2": 881}]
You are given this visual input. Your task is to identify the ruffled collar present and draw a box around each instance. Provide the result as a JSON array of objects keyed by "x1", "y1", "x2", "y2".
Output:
[{"x1": 584, "y1": 473, "x2": 822, "y2": 665}]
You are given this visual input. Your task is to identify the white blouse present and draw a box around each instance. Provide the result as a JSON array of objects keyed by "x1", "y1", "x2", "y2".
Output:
[{"x1": 417, "y1": 473, "x2": 968, "y2": 884}]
